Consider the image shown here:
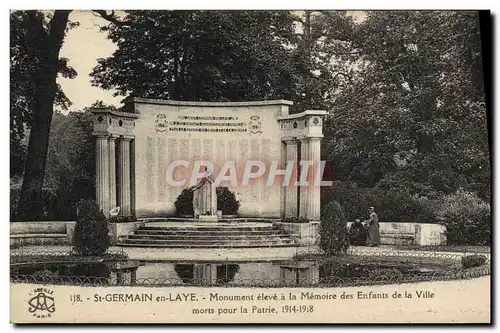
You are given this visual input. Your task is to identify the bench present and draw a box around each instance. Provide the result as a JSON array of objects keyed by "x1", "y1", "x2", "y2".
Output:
[{"x1": 379, "y1": 232, "x2": 415, "y2": 245}]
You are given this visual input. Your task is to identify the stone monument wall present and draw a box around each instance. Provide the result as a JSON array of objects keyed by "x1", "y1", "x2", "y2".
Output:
[{"x1": 132, "y1": 100, "x2": 286, "y2": 218}]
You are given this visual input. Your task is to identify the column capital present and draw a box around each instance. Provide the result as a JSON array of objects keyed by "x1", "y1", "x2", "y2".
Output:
[
  {"x1": 121, "y1": 134, "x2": 135, "y2": 141},
  {"x1": 93, "y1": 132, "x2": 110, "y2": 138},
  {"x1": 282, "y1": 136, "x2": 298, "y2": 144},
  {"x1": 109, "y1": 134, "x2": 119, "y2": 140}
]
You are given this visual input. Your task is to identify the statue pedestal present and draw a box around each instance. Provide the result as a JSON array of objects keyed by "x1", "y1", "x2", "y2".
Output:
[{"x1": 199, "y1": 215, "x2": 218, "y2": 222}]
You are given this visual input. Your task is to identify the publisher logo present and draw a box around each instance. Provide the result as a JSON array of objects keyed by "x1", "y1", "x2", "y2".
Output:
[{"x1": 28, "y1": 287, "x2": 55, "y2": 319}]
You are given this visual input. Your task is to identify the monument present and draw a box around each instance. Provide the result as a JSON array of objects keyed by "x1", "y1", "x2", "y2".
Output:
[
  {"x1": 91, "y1": 98, "x2": 326, "y2": 220},
  {"x1": 191, "y1": 171, "x2": 217, "y2": 221}
]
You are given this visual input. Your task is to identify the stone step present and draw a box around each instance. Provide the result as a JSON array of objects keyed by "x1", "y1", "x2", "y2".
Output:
[
  {"x1": 115, "y1": 242, "x2": 299, "y2": 248},
  {"x1": 134, "y1": 230, "x2": 287, "y2": 236},
  {"x1": 126, "y1": 234, "x2": 296, "y2": 241},
  {"x1": 142, "y1": 218, "x2": 280, "y2": 223},
  {"x1": 119, "y1": 237, "x2": 295, "y2": 244},
  {"x1": 119, "y1": 220, "x2": 298, "y2": 248},
  {"x1": 139, "y1": 226, "x2": 279, "y2": 232}
]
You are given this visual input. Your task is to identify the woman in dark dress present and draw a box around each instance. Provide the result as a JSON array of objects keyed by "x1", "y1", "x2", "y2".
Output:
[{"x1": 349, "y1": 219, "x2": 368, "y2": 246}]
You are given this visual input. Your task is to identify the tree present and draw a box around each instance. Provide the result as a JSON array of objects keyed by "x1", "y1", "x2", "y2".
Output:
[
  {"x1": 42, "y1": 107, "x2": 96, "y2": 220},
  {"x1": 10, "y1": 11, "x2": 76, "y2": 179},
  {"x1": 326, "y1": 11, "x2": 489, "y2": 196},
  {"x1": 290, "y1": 11, "x2": 358, "y2": 111},
  {"x1": 91, "y1": 11, "x2": 299, "y2": 103},
  {"x1": 12, "y1": 10, "x2": 78, "y2": 220}
]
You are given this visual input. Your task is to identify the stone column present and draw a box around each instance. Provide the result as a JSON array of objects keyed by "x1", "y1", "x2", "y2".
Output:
[
  {"x1": 108, "y1": 135, "x2": 117, "y2": 210},
  {"x1": 284, "y1": 139, "x2": 298, "y2": 218},
  {"x1": 280, "y1": 142, "x2": 286, "y2": 218},
  {"x1": 95, "y1": 134, "x2": 110, "y2": 216},
  {"x1": 116, "y1": 271, "x2": 124, "y2": 285},
  {"x1": 307, "y1": 137, "x2": 321, "y2": 221},
  {"x1": 299, "y1": 138, "x2": 309, "y2": 219},
  {"x1": 130, "y1": 269, "x2": 137, "y2": 285},
  {"x1": 118, "y1": 136, "x2": 132, "y2": 216}
]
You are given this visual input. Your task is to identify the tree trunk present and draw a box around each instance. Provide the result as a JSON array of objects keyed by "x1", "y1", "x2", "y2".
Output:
[
  {"x1": 17, "y1": 79, "x2": 58, "y2": 220},
  {"x1": 16, "y1": 10, "x2": 70, "y2": 221}
]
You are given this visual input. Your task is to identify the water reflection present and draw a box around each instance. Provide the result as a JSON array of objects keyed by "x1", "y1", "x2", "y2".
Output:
[
  {"x1": 280, "y1": 261, "x2": 319, "y2": 286},
  {"x1": 173, "y1": 264, "x2": 240, "y2": 285},
  {"x1": 12, "y1": 258, "x2": 448, "y2": 287}
]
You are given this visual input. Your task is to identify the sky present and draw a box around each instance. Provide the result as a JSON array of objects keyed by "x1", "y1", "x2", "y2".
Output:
[{"x1": 58, "y1": 11, "x2": 122, "y2": 112}]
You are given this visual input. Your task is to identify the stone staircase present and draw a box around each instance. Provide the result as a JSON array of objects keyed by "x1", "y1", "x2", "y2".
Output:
[{"x1": 115, "y1": 222, "x2": 299, "y2": 248}]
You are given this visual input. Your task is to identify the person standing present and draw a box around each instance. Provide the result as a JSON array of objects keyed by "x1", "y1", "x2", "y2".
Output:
[{"x1": 365, "y1": 207, "x2": 380, "y2": 247}]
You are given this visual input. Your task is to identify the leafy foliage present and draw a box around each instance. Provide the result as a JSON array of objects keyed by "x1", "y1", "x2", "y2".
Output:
[
  {"x1": 461, "y1": 254, "x2": 488, "y2": 268},
  {"x1": 72, "y1": 199, "x2": 110, "y2": 256},
  {"x1": 10, "y1": 101, "x2": 112, "y2": 221},
  {"x1": 322, "y1": 181, "x2": 436, "y2": 222},
  {"x1": 11, "y1": 10, "x2": 80, "y2": 221},
  {"x1": 10, "y1": 11, "x2": 77, "y2": 178},
  {"x1": 325, "y1": 11, "x2": 489, "y2": 199},
  {"x1": 174, "y1": 188, "x2": 194, "y2": 216},
  {"x1": 435, "y1": 189, "x2": 491, "y2": 245},
  {"x1": 10, "y1": 186, "x2": 60, "y2": 221},
  {"x1": 91, "y1": 11, "x2": 299, "y2": 103},
  {"x1": 319, "y1": 201, "x2": 350, "y2": 255},
  {"x1": 216, "y1": 187, "x2": 240, "y2": 215},
  {"x1": 10, "y1": 10, "x2": 489, "y2": 223},
  {"x1": 281, "y1": 217, "x2": 310, "y2": 223},
  {"x1": 174, "y1": 186, "x2": 240, "y2": 216},
  {"x1": 106, "y1": 215, "x2": 137, "y2": 223},
  {"x1": 44, "y1": 109, "x2": 96, "y2": 217}
]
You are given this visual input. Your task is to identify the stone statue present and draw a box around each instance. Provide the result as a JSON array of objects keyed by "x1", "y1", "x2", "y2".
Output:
[{"x1": 191, "y1": 173, "x2": 217, "y2": 219}]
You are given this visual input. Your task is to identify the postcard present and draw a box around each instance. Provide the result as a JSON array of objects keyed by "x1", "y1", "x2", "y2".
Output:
[{"x1": 10, "y1": 9, "x2": 491, "y2": 324}]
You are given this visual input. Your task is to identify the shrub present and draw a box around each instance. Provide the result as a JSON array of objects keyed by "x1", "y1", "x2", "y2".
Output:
[
  {"x1": 319, "y1": 201, "x2": 350, "y2": 255},
  {"x1": 72, "y1": 199, "x2": 110, "y2": 256},
  {"x1": 174, "y1": 187, "x2": 240, "y2": 216},
  {"x1": 461, "y1": 254, "x2": 488, "y2": 268},
  {"x1": 107, "y1": 214, "x2": 137, "y2": 223},
  {"x1": 372, "y1": 188, "x2": 437, "y2": 222},
  {"x1": 216, "y1": 187, "x2": 240, "y2": 215},
  {"x1": 322, "y1": 181, "x2": 436, "y2": 222},
  {"x1": 174, "y1": 189, "x2": 194, "y2": 216},
  {"x1": 281, "y1": 217, "x2": 310, "y2": 223},
  {"x1": 33, "y1": 270, "x2": 59, "y2": 279},
  {"x1": 435, "y1": 189, "x2": 491, "y2": 245},
  {"x1": 321, "y1": 181, "x2": 374, "y2": 221},
  {"x1": 10, "y1": 186, "x2": 62, "y2": 221}
]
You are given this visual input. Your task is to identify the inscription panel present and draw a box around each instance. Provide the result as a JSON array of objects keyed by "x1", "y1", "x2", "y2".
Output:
[
  {"x1": 168, "y1": 138, "x2": 179, "y2": 202},
  {"x1": 146, "y1": 137, "x2": 155, "y2": 204},
  {"x1": 250, "y1": 139, "x2": 260, "y2": 203},
  {"x1": 238, "y1": 139, "x2": 249, "y2": 201},
  {"x1": 261, "y1": 139, "x2": 271, "y2": 202},
  {"x1": 157, "y1": 137, "x2": 167, "y2": 202},
  {"x1": 202, "y1": 139, "x2": 214, "y2": 162}
]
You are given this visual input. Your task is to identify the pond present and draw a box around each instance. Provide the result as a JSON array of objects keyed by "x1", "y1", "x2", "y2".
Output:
[{"x1": 10, "y1": 256, "x2": 457, "y2": 287}]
